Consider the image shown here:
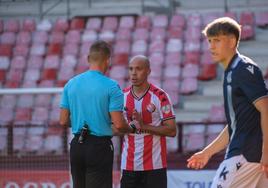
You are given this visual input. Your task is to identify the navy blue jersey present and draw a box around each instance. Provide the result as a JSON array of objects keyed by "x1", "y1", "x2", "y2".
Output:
[{"x1": 223, "y1": 53, "x2": 268, "y2": 162}]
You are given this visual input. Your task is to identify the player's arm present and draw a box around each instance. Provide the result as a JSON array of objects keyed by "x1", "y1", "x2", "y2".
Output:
[
  {"x1": 254, "y1": 97, "x2": 268, "y2": 178},
  {"x1": 140, "y1": 118, "x2": 177, "y2": 137},
  {"x1": 60, "y1": 108, "x2": 70, "y2": 127},
  {"x1": 110, "y1": 111, "x2": 134, "y2": 134},
  {"x1": 187, "y1": 125, "x2": 229, "y2": 169}
]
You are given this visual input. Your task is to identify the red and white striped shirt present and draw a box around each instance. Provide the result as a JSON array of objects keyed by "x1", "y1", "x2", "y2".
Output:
[{"x1": 121, "y1": 84, "x2": 175, "y2": 171}]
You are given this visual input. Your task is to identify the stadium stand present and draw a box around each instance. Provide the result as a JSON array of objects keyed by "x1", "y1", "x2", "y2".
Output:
[{"x1": 0, "y1": 1, "x2": 268, "y2": 187}]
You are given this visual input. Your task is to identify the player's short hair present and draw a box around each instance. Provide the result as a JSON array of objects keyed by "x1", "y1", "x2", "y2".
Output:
[
  {"x1": 88, "y1": 40, "x2": 111, "y2": 63},
  {"x1": 202, "y1": 17, "x2": 241, "y2": 43},
  {"x1": 129, "y1": 55, "x2": 150, "y2": 68}
]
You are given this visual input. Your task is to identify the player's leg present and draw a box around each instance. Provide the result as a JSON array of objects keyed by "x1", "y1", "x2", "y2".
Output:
[
  {"x1": 121, "y1": 170, "x2": 142, "y2": 188},
  {"x1": 85, "y1": 138, "x2": 114, "y2": 188},
  {"x1": 70, "y1": 136, "x2": 86, "y2": 188},
  {"x1": 143, "y1": 168, "x2": 167, "y2": 188},
  {"x1": 211, "y1": 155, "x2": 263, "y2": 188}
]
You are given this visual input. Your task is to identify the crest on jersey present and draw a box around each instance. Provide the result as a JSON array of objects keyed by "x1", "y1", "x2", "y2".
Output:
[
  {"x1": 146, "y1": 103, "x2": 156, "y2": 113},
  {"x1": 161, "y1": 104, "x2": 171, "y2": 114}
]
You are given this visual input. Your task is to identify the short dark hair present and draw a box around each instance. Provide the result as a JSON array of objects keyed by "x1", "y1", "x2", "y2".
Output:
[
  {"x1": 202, "y1": 17, "x2": 241, "y2": 43},
  {"x1": 89, "y1": 40, "x2": 111, "y2": 63}
]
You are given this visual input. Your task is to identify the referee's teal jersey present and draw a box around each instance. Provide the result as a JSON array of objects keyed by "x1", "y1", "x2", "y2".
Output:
[{"x1": 60, "y1": 70, "x2": 124, "y2": 136}]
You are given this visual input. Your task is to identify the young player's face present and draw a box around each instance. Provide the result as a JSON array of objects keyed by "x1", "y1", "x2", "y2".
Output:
[
  {"x1": 128, "y1": 59, "x2": 150, "y2": 87},
  {"x1": 207, "y1": 34, "x2": 235, "y2": 65}
]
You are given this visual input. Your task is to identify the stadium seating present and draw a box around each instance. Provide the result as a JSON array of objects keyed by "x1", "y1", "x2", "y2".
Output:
[{"x1": 0, "y1": 10, "x2": 266, "y2": 155}]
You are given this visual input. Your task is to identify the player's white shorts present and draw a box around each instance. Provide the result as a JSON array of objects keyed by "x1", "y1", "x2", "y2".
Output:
[{"x1": 211, "y1": 154, "x2": 268, "y2": 188}]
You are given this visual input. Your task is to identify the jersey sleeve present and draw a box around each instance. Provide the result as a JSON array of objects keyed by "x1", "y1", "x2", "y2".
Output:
[
  {"x1": 158, "y1": 91, "x2": 175, "y2": 121},
  {"x1": 109, "y1": 83, "x2": 124, "y2": 112},
  {"x1": 237, "y1": 64, "x2": 268, "y2": 103},
  {"x1": 60, "y1": 83, "x2": 70, "y2": 109}
]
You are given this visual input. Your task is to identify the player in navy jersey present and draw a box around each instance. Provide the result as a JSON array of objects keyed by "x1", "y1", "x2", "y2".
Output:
[{"x1": 187, "y1": 17, "x2": 268, "y2": 188}]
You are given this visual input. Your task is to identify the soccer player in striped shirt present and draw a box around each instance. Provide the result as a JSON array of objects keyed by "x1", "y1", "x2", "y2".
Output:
[{"x1": 120, "y1": 55, "x2": 177, "y2": 188}]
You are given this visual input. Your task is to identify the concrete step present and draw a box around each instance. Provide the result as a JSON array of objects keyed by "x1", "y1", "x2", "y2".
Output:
[
  {"x1": 200, "y1": 80, "x2": 223, "y2": 97},
  {"x1": 182, "y1": 95, "x2": 223, "y2": 111},
  {"x1": 174, "y1": 109, "x2": 209, "y2": 123}
]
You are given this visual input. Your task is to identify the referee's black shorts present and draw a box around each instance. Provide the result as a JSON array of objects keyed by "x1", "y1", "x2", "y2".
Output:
[
  {"x1": 121, "y1": 168, "x2": 167, "y2": 188},
  {"x1": 70, "y1": 134, "x2": 114, "y2": 188}
]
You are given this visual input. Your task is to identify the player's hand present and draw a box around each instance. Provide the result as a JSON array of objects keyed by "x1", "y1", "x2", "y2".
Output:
[
  {"x1": 262, "y1": 164, "x2": 268, "y2": 178},
  {"x1": 261, "y1": 155, "x2": 268, "y2": 178},
  {"x1": 187, "y1": 150, "x2": 210, "y2": 170},
  {"x1": 132, "y1": 110, "x2": 143, "y2": 129}
]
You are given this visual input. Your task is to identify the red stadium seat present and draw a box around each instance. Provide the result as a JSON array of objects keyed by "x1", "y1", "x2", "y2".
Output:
[
  {"x1": 30, "y1": 44, "x2": 46, "y2": 56},
  {"x1": 184, "y1": 38, "x2": 201, "y2": 52},
  {"x1": 168, "y1": 27, "x2": 183, "y2": 39},
  {"x1": 152, "y1": 15, "x2": 168, "y2": 28},
  {"x1": 17, "y1": 94, "x2": 34, "y2": 108},
  {"x1": 148, "y1": 77, "x2": 161, "y2": 87},
  {"x1": 102, "y1": 16, "x2": 118, "y2": 31},
  {"x1": 58, "y1": 68, "x2": 75, "y2": 82},
  {"x1": 27, "y1": 55, "x2": 43, "y2": 69},
  {"x1": 82, "y1": 30, "x2": 98, "y2": 43},
  {"x1": 0, "y1": 56, "x2": 10, "y2": 69},
  {"x1": 201, "y1": 39, "x2": 209, "y2": 52},
  {"x1": 22, "y1": 18, "x2": 36, "y2": 32},
  {"x1": 21, "y1": 80, "x2": 37, "y2": 88},
  {"x1": 162, "y1": 78, "x2": 180, "y2": 91},
  {"x1": 198, "y1": 63, "x2": 217, "y2": 81},
  {"x1": 187, "y1": 14, "x2": 202, "y2": 27},
  {"x1": 201, "y1": 51, "x2": 213, "y2": 65},
  {"x1": 76, "y1": 55, "x2": 88, "y2": 73},
  {"x1": 42, "y1": 68, "x2": 58, "y2": 80},
  {"x1": 119, "y1": 16, "x2": 135, "y2": 29},
  {"x1": 53, "y1": 18, "x2": 69, "y2": 32},
  {"x1": 149, "y1": 40, "x2": 165, "y2": 54},
  {"x1": 13, "y1": 44, "x2": 29, "y2": 57},
  {"x1": 224, "y1": 12, "x2": 237, "y2": 21},
  {"x1": 184, "y1": 51, "x2": 201, "y2": 65},
  {"x1": 4, "y1": 80, "x2": 20, "y2": 88},
  {"x1": 239, "y1": 11, "x2": 255, "y2": 26},
  {"x1": 7, "y1": 69, "x2": 24, "y2": 82},
  {"x1": 136, "y1": 15, "x2": 151, "y2": 29},
  {"x1": 166, "y1": 39, "x2": 183, "y2": 53},
  {"x1": 25, "y1": 133, "x2": 44, "y2": 153},
  {"x1": 86, "y1": 17, "x2": 102, "y2": 31},
  {"x1": 70, "y1": 18, "x2": 85, "y2": 30},
  {"x1": 49, "y1": 31, "x2": 65, "y2": 44},
  {"x1": 182, "y1": 64, "x2": 199, "y2": 78},
  {"x1": 114, "y1": 40, "x2": 130, "y2": 54},
  {"x1": 150, "y1": 65, "x2": 162, "y2": 79},
  {"x1": 241, "y1": 25, "x2": 255, "y2": 40},
  {"x1": 183, "y1": 126, "x2": 205, "y2": 151},
  {"x1": 206, "y1": 124, "x2": 224, "y2": 145},
  {"x1": 44, "y1": 55, "x2": 60, "y2": 69},
  {"x1": 44, "y1": 134, "x2": 63, "y2": 154},
  {"x1": 51, "y1": 94, "x2": 61, "y2": 108},
  {"x1": 169, "y1": 14, "x2": 185, "y2": 29},
  {"x1": 0, "y1": 70, "x2": 6, "y2": 81},
  {"x1": 255, "y1": 11, "x2": 268, "y2": 27},
  {"x1": 165, "y1": 52, "x2": 182, "y2": 66},
  {"x1": 47, "y1": 43, "x2": 62, "y2": 55},
  {"x1": 180, "y1": 78, "x2": 198, "y2": 95},
  {"x1": 33, "y1": 31, "x2": 49, "y2": 44},
  {"x1": 37, "y1": 19, "x2": 52, "y2": 32},
  {"x1": 14, "y1": 107, "x2": 32, "y2": 125},
  {"x1": 112, "y1": 54, "x2": 129, "y2": 66},
  {"x1": 38, "y1": 80, "x2": 55, "y2": 87},
  {"x1": 0, "y1": 44, "x2": 12, "y2": 57},
  {"x1": 150, "y1": 27, "x2": 166, "y2": 41},
  {"x1": 1, "y1": 32, "x2": 16, "y2": 45},
  {"x1": 4, "y1": 19, "x2": 20, "y2": 32},
  {"x1": 16, "y1": 31, "x2": 31, "y2": 45},
  {"x1": 24, "y1": 68, "x2": 40, "y2": 82},
  {"x1": 65, "y1": 30, "x2": 81, "y2": 44},
  {"x1": 13, "y1": 128, "x2": 26, "y2": 153},
  {"x1": 133, "y1": 28, "x2": 149, "y2": 41},
  {"x1": 10, "y1": 56, "x2": 27, "y2": 69},
  {"x1": 202, "y1": 12, "x2": 223, "y2": 27},
  {"x1": 116, "y1": 28, "x2": 132, "y2": 41}
]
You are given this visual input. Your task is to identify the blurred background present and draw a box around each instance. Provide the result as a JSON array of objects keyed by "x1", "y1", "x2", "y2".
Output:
[{"x1": 0, "y1": 0, "x2": 268, "y2": 187}]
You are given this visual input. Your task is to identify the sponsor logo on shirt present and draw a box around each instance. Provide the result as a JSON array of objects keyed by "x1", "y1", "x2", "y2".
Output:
[{"x1": 161, "y1": 104, "x2": 171, "y2": 114}]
